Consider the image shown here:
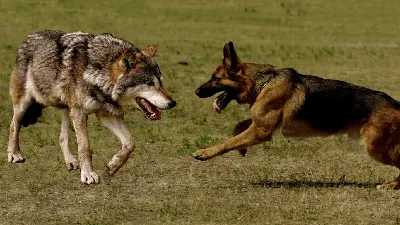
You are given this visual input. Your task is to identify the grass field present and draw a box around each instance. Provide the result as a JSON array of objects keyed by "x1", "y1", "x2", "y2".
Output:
[{"x1": 1, "y1": 0, "x2": 400, "y2": 224}]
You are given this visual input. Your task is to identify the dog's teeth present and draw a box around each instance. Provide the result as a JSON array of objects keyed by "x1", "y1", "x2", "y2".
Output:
[
  {"x1": 213, "y1": 98, "x2": 221, "y2": 114},
  {"x1": 140, "y1": 98, "x2": 146, "y2": 103}
]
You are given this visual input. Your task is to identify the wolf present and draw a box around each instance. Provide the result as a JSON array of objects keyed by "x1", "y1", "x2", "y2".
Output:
[
  {"x1": 7, "y1": 30, "x2": 176, "y2": 184},
  {"x1": 193, "y1": 42, "x2": 400, "y2": 189}
]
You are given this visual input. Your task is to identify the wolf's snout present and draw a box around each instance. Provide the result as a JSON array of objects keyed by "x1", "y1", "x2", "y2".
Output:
[{"x1": 168, "y1": 100, "x2": 177, "y2": 109}]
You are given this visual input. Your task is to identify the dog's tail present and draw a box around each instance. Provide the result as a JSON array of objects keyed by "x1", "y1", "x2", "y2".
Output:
[{"x1": 21, "y1": 101, "x2": 44, "y2": 127}]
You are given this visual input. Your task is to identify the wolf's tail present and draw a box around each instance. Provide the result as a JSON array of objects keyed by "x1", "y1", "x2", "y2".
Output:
[{"x1": 20, "y1": 101, "x2": 44, "y2": 127}]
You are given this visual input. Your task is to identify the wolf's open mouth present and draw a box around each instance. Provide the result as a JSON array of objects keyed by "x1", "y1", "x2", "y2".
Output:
[
  {"x1": 213, "y1": 91, "x2": 234, "y2": 114},
  {"x1": 136, "y1": 97, "x2": 161, "y2": 120}
]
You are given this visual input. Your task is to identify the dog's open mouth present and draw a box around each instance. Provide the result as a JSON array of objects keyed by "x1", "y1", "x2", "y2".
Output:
[
  {"x1": 213, "y1": 91, "x2": 234, "y2": 114},
  {"x1": 136, "y1": 97, "x2": 161, "y2": 120}
]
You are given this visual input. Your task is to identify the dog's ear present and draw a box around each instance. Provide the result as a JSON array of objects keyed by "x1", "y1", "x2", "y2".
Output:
[
  {"x1": 141, "y1": 45, "x2": 158, "y2": 57},
  {"x1": 118, "y1": 49, "x2": 136, "y2": 71},
  {"x1": 223, "y1": 42, "x2": 242, "y2": 73}
]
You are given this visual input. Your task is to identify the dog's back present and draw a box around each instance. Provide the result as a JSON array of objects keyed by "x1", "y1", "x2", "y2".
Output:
[{"x1": 292, "y1": 71, "x2": 400, "y2": 133}]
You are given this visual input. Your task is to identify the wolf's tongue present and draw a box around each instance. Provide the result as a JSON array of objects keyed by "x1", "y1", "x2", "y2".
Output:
[{"x1": 139, "y1": 98, "x2": 161, "y2": 120}]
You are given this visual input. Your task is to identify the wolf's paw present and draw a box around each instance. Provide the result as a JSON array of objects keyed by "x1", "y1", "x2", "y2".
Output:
[
  {"x1": 7, "y1": 153, "x2": 25, "y2": 163},
  {"x1": 376, "y1": 181, "x2": 400, "y2": 190},
  {"x1": 192, "y1": 149, "x2": 212, "y2": 161},
  {"x1": 80, "y1": 170, "x2": 100, "y2": 185},
  {"x1": 106, "y1": 157, "x2": 125, "y2": 176},
  {"x1": 65, "y1": 156, "x2": 79, "y2": 171}
]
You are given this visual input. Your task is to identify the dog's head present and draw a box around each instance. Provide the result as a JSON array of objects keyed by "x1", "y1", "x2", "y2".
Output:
[
  {"x1": 195, "y1": 42, "x2": 253, "y2": 113},
  {"x1": 112, "y1": 45, "x2": 176, "y2": 120}
]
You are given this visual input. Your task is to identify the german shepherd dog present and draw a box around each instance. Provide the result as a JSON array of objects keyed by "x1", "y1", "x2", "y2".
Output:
[
  {"x1": 8, "y1": 30, "x2": 176, "y2": 184},
  {"x1": 194, "y1": 42, "x2": 400, "y2": 189}
]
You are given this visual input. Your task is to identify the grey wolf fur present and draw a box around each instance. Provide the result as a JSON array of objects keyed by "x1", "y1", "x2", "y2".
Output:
[
  {"x1": 8, "y1": 30, "x2": 176, "y2": 184},
  {"x1": 193, "y1": 42, "x2": 400, "y2": 189}
]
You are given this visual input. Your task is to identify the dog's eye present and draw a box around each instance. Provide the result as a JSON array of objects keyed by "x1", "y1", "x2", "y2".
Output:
[
  {"x1": 212, "y1": 76, "x2": 219, "y2": 81},
  {"x1": 146, "y1": 80, "x2": 154, "y2": 86}
]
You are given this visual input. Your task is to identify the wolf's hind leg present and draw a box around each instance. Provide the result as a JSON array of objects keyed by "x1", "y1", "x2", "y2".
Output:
[
  {"x1": 7, "y1": 87, "x2": 34, "y2": 163},
  {"x1": 8, "y1": 102, "x2": 31, "y2": 163},
  {"x1": 233, "y1": 119, "x2": 252, "y2": 156},
  {"x1": 59, "y1": 109, "x2": 79, "y2": 170},
  {"x1": 97, "y1": 115, "x2": 134, "y2": 176}
]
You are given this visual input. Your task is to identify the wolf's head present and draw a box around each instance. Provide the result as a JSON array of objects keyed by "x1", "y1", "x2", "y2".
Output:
[
  {"x1": 195, "y1": 42, "x2": 253, "y2": 113},
  {"x1": 112, "y1": 45, "x2": 176, "y2": 120}
]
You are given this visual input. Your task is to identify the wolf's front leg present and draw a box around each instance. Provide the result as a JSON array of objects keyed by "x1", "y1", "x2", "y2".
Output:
[
  {"x1": 70, "y1": 109, "x2": 99, "y2": 184},
  {"x1": 59, "y1": 109, "x2": 79, "y2": 170},
  {"x1": 97, "y1": 114, "x2": 134, "y2": 176}
]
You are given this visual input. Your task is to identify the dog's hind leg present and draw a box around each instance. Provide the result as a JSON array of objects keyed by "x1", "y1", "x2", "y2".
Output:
[
  {"x1": 361, "y1": 109, "x2": 400, "y2": 190},
  {"x1": 233, "y1": 119, "x2": 252, "y2": 156},
  {"x1": 97, "y1": 114, "x2": 134, "y2": 176},
  {"x1": 59, "y1": 109, "x2": 79, "y2": 171}
]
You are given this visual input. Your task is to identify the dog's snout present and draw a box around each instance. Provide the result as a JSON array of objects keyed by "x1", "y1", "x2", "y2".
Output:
[
  {"x1": 195, "y1": 87, "x2": 214, "y2": 98},
  {"x1": 168, "y1": 100, "x2": 177, "y2": 109},
  {"x1": 195, "y1": 88, "x2": 202, "y2": 97}
]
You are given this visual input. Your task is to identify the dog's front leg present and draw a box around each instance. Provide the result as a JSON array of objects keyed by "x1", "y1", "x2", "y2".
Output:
[
  {"x1": 193, "y1": 110, "x2": 281, "y2": 161},
  {"x1": 97, "y1": 114, "x2": 134, "y2": 176},
  {"x1": 70, "y1": 109, "x2": 100, "y2": 184},
  {"x1": 233, "y1": 119, "x2": 252, "y2": 156}
]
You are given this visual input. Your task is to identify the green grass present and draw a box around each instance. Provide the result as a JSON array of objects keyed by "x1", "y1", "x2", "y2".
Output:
[{"x1": 1, "y1": 0, "x2": 400, "y2": 224}]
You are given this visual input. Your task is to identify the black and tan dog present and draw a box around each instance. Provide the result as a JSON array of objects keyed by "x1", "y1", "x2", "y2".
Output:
[{"x1": 194, "y1": 42, "x2": 400, "y2": 189}]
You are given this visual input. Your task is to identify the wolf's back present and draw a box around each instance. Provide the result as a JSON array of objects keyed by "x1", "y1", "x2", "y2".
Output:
[{"x1": 16, "y1": 30, "x2": 65, "y2": 71}]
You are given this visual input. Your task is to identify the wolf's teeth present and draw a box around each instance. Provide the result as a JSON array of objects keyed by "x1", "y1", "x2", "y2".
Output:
[{"x1": 140, "y1": 98, "x2": 146, "y2": 103}]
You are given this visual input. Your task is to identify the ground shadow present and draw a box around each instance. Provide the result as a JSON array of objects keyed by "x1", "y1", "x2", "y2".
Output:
[{"x1": 250, "y1": 179, "x2": 377, "y2": 189}]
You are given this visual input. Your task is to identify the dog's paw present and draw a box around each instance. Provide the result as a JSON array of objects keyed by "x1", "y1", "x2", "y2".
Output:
[
  {"x1": 80, "y1": 170, "x2": 100, "y2": 185},
  {"x1": 376, "y1": 182, "x2": 400, "y2": 190},
  {"x1": 192, "y1": 149, "x2": 212, "y2": 161},
  {"x1": 65, "y1": 156, "x2": 79, "y2": 171},
  {"x1": 238, "y1": 149, "x2": 247, "y2": 157},
  {"x1": 7, "y1": 153, "x2": 25, "y2": 163}
]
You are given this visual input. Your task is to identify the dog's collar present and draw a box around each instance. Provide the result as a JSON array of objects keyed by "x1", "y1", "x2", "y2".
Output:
[{"x1": 252, "y1": 74, "x2": 275, "y2": 102}]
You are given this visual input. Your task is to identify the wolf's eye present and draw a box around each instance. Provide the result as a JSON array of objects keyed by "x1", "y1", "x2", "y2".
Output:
[{"x1": 146, "y1": 80, "x2": 154, "y2": 86}]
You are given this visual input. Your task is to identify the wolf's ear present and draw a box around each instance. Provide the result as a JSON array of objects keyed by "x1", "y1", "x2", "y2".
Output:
[
  {"x1": 223, "y1": 42, "x2": 242, "y2": 73},
  {"x1": 141, "y1": 45, "x2": 158, "y2": 57},
  {"x1": 118, "y1": 49, "x2": 136, "y2": 71}
]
